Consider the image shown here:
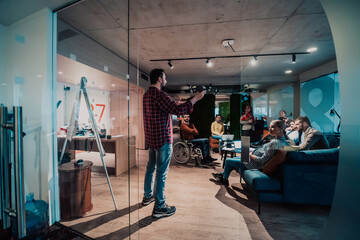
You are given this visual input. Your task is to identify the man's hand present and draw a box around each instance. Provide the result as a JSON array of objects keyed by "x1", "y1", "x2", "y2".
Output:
[{"x1": 190, "y1": 90, "x2": 206, "y2": 105}]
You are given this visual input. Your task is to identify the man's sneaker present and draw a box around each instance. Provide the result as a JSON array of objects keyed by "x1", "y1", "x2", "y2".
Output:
[
  {"x1": 205, "y1": 156, "x2": 217, "y2": 162},
  {"x1": 212, "y1": 172, "x2": 223, "y2": 180},
  {"x1": 212, "y1": 172, "x2": 229, "y2": 186},
  {"x1": 152, "y1": 204, "x2": 176, "y2": 219},
  {"x1": 142, "y1": 196, "x2": 155, "y2": 206}
]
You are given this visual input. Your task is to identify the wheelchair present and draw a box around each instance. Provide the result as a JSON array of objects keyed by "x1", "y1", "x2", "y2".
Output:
[{"x1": 172, "y1": 140, "x2": 203, "y2": 166}]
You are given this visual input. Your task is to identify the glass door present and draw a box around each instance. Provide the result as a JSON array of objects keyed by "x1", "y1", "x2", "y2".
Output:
[{"x1": 0, "y1": 8, "x2": 59, "y2": 239}]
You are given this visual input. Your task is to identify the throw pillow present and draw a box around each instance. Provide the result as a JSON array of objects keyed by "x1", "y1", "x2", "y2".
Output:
[{"x1": 261, "y1": 146, "x2": 299, "y2": 174}]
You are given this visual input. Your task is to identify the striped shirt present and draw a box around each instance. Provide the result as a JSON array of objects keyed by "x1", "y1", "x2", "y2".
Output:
[
  {"x1": 143, "y1": 86, "x2": 193, "y2": 149},
  {"x1": 247, "y1": 136, "x2": 289, "y2": 170}
]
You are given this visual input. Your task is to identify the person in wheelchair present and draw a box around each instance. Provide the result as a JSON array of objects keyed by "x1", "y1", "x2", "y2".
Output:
[{"x1": 180, "y1": 114, "x2": 217, "y2": 163}]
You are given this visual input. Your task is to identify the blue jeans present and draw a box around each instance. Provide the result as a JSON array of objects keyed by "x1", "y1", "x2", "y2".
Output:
[
  {"x1": 189, "y1": 138, "x2": 210, "y2": 157},
  {"x1": 211, "y1": 135, "x2": 222, "y2": 151},
  {"x1": 144, "y1": 143, "x2": 172, "y2": 209},
  {"x1": 222, "y1": 157, "x2": 243, "y2": 179}
]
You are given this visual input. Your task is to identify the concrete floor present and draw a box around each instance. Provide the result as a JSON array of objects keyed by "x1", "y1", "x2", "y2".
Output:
[{"x1": 61, "y1": 150, "x2": 330, "y2": 240}]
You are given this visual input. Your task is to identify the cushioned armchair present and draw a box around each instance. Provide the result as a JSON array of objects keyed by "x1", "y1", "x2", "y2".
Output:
[{"x1": 209, "y1": 136, "x2": 219, "y2": 152}]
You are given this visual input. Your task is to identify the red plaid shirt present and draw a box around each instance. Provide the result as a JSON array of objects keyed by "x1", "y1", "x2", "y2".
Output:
[{"x1": 143, "y1": 86, "x2": 193, "y2": 149}]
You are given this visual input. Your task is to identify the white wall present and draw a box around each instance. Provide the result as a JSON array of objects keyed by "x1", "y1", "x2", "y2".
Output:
[
  {"x1": 320, "y1": 0, "x2": 360, "y2": 239},
  {"x1": 57, "y1": 82, "x2": 111, "y2": 131}
]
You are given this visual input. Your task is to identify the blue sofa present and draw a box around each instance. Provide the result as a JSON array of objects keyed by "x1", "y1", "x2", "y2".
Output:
[{"x1": 239, "y1": 148, "x2": 339, "y2": 214}]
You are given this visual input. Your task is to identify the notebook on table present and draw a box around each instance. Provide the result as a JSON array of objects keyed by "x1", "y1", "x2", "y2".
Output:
[{"x1": 234, "y1": 140, "x2": 241, "y2": 150}]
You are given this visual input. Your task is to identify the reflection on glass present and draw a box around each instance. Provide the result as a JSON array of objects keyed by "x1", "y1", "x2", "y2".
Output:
[{"x1": 301, "y1": 73, "x2": 339, "y2": 133}]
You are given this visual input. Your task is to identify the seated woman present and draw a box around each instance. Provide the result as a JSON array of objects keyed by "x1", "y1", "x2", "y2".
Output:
[{"x1": 212, "y1": 120, "x2": 289, "y2": 185}]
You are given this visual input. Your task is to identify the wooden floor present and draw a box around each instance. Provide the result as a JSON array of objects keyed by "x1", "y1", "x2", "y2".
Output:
[{"x1": 61, "y1": 149, "x2": 330, "y2": 240}]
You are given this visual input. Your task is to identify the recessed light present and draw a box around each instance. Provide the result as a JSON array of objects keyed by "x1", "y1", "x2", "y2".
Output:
[
  {"x1": 36, "y1": 74, "x2": 43, "y2": 78},
  {"x1": 58, "y1": 71, "x2": 63, "y2": 75},
  {"x1": 1, "y1": 83, "x2": 7, "y2": 86},
  {"x1": 307, "y1": 47, "x2": 318, "y2": 53},
  {"x1": 111, "y1": 84, "x2": 116, "y2": 87},
  {"x1": 250, "y1": 56, "x2": 258, "y2": 66},
  {"x1": 285, "y1": 70, "x2": 292, "y2": 74}
]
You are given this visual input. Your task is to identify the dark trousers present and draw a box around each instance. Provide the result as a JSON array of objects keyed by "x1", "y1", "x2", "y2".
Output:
[{"x1": 189, "y1": 138, "x2": 210, "y2": 157}]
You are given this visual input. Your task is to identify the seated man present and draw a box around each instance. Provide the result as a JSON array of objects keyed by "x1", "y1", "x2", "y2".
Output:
[
  {"x1": 212, "y1": 120, "x2": 289, "y2": 185},
  {"x1": 211, "y1": 114, "x2": 224, "y2": 151},
  {"x1": 285, "y1": 119, "x2": 299, "y2": 144},
  {"x1": 295, "y1": 116, "x2": 330, "y2": 150},
  {"x1": 211, "y1": 115, "x2": 224, "y2": 139},
  {"x1": 180, "y1": 114, "x2": 216, "y2": 163}
]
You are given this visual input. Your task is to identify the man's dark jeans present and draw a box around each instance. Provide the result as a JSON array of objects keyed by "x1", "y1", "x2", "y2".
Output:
[{"x1": 189, "y1": 138, "x2": 210, "y2": 157}]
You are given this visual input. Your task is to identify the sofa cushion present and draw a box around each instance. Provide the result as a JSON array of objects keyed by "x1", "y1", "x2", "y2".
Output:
[
  {"x1": 286, "y1": 148, "x2": 339, "y2": 164},
  {"x1": 244, "y1": 169, "x2": 281, "y2": 191}
]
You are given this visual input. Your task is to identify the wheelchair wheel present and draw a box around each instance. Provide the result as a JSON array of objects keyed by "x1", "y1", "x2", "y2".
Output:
[
  {"x1": 173, "y1": 141, "x2": 191, "y2": 164},
  {"x1": 193, "y1": 147, "x2": 203, "y2": 166}
]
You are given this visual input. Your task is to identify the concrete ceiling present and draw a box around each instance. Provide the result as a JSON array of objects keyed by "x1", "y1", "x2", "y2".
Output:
[{"x1": 57, "y1": 0, "x2": 335, "y2": 91}]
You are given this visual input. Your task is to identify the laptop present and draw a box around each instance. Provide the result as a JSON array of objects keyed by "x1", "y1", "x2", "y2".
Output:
[
  {"x1": 241, "y1": 136, "x2": 250, "y2": 163},
  {"x1": 221, "y1": 134, "x2": 234, "y2": 141}
]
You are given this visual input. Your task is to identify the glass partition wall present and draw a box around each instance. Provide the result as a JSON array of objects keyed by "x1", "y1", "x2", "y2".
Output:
[{"x1": 55, "y1": 1, "x2": 142, "y2": 238}]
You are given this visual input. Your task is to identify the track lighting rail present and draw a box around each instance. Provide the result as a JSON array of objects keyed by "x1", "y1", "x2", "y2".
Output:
[{"x1": 150, "y1": 51, "x2": 310, "y2": 62}]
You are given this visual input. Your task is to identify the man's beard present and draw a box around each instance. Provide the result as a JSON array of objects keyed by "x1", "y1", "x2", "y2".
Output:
[{"x1": 161, "y1": 81, "x2": 166, "y2": 88}]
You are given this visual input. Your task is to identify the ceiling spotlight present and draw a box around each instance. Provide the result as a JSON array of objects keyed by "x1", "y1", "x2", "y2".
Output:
[
  {"x1": 292, "y1": 54, "x2": 296, "y2": 63},
  {"x1": 250, "y1": 56, "x2": 258, "y2": 66},
  {"x1": 285, "y1": 70, "x2": 292, "y2": 74},
  {"x1": 111, "y1": 83, "x2": 116, "y2": 87},
  {"x1": 168, "y1": 60, "x2": 173, "y2": 69},
  {"x1": 206, "y1": 58, "x2": 213, "y2": 67},
  {"x1": 58, "y1": 71, "x2": 63, "y2": 75},
  {"x1": 307, "y1": 47, "x2": 318, "y2": 53}
]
